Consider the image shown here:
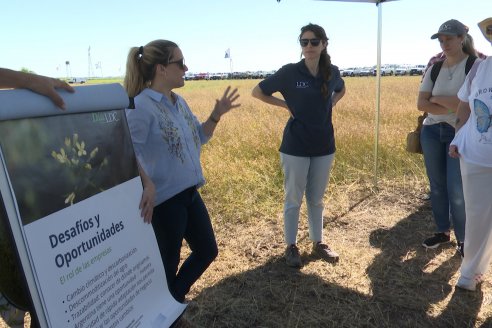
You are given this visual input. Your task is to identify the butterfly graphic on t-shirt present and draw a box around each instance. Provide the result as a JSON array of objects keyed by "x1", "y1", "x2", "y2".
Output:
[{"x1": 475, "y1": 99, "x2": 492, "y2": 133}]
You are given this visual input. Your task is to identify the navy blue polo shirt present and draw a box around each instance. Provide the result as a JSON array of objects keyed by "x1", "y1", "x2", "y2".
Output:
[{"x1": 259, "y1": 59, "x2": 344, "y2": 157}]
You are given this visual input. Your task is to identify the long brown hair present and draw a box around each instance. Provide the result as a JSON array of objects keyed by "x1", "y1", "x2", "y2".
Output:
[
  {"x1": 124, "y1": 40, "x2": 178, "y2": 98},
  {"x1": 299, "y1": 23, "x2": 332, "y2": 99},
  {"x1": 462, "y1": 34, "x2": 478, "y2": 58}
]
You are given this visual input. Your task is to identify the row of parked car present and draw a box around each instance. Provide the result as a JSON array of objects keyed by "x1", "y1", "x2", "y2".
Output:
[
  {"x1": 341, "y1": 64, "x2": 426, "y2": 77},
  {"x1": 185, "y1": 70, "x2": 277, "y2": 81},
  {"x1": 182, "y1": 64, "x2": 427, "y2": 81}
]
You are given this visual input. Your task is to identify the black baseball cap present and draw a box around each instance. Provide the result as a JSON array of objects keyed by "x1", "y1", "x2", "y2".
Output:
[{"x1": 431, "y1": 19, "x2": 468, "y2": 39}]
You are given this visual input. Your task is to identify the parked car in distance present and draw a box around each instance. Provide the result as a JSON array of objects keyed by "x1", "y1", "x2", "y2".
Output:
[
  {"x1": 68, "y1": 77, "x2": 87, "y2": 84},
  {"x1": 247, "y1": 71, "x2": 275, "y2": 79},
  {"x1": 185, "y1": 72, "x2": 195, "y2": 80},
  {"x1": 394, "y1": 66, "x2": 410, "y2": 76},
  {"x1": 371, "y1": 65, "x2": 394, "y2": 76},
  {"x1": 341, "y1": 67, "x2": 356, "y2": 77},
  {"x1": 353, "y1": 67, "x2": 363, "y2": 76},
  {"x1": 409, "y1": 65, "x2": 426, "y2": 76},
  {"x1": 208, "y1": 72, "x2": 228, "y2": 80},
  {"x1": 358, "y1": 67, "x2": 372, "y2": 77}
]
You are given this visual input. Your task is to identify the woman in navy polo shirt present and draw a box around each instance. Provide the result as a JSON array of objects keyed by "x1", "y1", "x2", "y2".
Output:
[{"x1": 252, "y1": 23, "x2": 345, "y2": 267}]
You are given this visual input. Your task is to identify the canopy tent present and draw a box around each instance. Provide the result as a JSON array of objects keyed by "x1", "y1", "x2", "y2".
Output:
[{"x1": 277, "y1": 0, "x2": 400, "y2": 188}]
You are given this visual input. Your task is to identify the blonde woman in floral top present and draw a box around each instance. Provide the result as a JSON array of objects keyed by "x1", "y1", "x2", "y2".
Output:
[{"x1": 124, "y1": 39, "x2": 240, "y2": 304}]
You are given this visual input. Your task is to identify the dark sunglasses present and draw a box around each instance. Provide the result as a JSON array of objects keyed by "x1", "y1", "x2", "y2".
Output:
[
  {"x1": 487, "y1": 24, "x2": 492, "y2": 35},
  {"x1": 168, "y1": 58, "x2": 186, "y2": 69},
  {"x1": 300, "y1": 38, "x2": 321, "y2": 47}
]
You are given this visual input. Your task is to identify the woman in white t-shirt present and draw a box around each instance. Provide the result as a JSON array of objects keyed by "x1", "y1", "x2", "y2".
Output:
[
  {"x1": 449, "y1": 17, "x2": 492, "y2": 291},
  {"x1": 417, "y1": 19, "x2": 477, "y2": 255}
]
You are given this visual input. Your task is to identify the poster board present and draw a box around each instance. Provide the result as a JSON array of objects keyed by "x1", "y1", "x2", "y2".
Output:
[{"x1": 0, "y1": 84, "x2": 186, "y2": 328}]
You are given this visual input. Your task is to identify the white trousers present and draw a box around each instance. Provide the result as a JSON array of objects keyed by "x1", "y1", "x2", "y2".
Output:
[
  {"x1": 459, "y1": 159, "x2": 492, "y2": 284},
  {"x1": 280, "y1": 153, "x2": 335, "y2": 245}
]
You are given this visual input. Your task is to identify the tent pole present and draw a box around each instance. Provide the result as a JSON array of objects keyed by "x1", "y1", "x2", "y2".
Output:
[{"x1": 373, "y1": 1, "x2": 383, "y2": 190}]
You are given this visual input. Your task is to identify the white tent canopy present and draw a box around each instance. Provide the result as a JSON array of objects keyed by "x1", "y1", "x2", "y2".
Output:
[{"x1": 317, "y1": 0, "x2": 396, "y2": 2}]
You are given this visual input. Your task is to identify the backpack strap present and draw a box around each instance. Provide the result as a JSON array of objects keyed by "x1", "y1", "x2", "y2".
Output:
[
  {"x1": 128, "y1": 97, "x2": 135, "y2": 109},
  {"x1": 430, "y1": 55, "x2": 477, "y2": 84},
  {"x1": 430, "y1": 60, "x2": 444, "y2": 84},
  {"x1": 464, "y1": 55, "x2": 477, "y2": 75},
  {"x1": 465, "y1": 57, "x2": 482, "y2": 90}
]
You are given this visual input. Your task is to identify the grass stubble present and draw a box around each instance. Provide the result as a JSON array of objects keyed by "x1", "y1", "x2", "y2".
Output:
[
  {"x1": 183, "y1": 77, "x2": 491, "y2": 327},
  {"x1": 3, "y1": 77, "x2": 491, "y2": 327}
]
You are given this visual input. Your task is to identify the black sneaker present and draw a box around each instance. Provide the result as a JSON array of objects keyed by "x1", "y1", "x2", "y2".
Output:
[
  {"x1": 422, "y1": 232, "x2": 450, "y2": 249},
  {"x1": 457, "y1": 242, "x2": 464, "y2": 258},
  {"x1": 312, "y1": 242, "x2": 340, "y2": 263},
  {"x1": 285, "y1": 244, "x2": 302, "y2": 267}
]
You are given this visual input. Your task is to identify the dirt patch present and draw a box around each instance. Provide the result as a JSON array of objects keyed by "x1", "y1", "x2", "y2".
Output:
[
  {"x1": 183, "y1": 182, "x2": 491, "y2": 327},
  {"x1": 2, "y1": 183, "x2": 491, "y2": 327}
]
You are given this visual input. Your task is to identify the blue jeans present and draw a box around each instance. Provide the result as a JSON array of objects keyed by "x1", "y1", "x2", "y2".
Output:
[
  {"x1": 420, "y1": 123, "x2": 466, "y2": 242},
  {"x1": 152, "y1": 186, "x2": 218, "y2": 303}
]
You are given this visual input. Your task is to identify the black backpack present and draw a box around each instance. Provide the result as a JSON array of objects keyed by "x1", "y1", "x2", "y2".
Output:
[{"x1": 430, "y1": 55, "x2": 477, "y2": 83}]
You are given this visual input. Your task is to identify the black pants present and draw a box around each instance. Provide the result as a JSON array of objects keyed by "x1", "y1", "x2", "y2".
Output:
[{"x1": 152, "y1": 187, "x2": 218, "y2": 303}]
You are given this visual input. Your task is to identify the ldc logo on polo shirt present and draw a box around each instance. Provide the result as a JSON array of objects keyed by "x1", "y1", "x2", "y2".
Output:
[{"x1": 296, "y1": 81, "x2": 309, "y2": 88}]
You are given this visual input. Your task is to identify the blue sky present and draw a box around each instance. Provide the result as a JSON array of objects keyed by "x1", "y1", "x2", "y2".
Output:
[{"x1": 2, "y1": 0, "x2": 491, "y2": 78}]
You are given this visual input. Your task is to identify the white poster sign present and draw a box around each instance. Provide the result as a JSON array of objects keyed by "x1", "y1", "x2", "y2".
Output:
[{"x1": 0, "y1": 84, "x2": 186, "y2": 328}]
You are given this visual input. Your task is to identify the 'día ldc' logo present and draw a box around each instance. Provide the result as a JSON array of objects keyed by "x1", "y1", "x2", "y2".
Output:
[{"x1": 91, "y1": 111, "x2": 120, "y2": 124}]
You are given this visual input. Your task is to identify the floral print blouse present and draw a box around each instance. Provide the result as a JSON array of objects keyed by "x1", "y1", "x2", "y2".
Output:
[{"x1": 126, "y1": 88, "x2": 210, "y2": 205}]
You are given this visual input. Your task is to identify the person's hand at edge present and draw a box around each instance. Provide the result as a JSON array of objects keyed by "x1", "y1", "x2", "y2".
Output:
[
  {"x1": 139, "y1": 179, "x2": 155, "y2": 223},
  {"x1": 137, "y1": 163, "x2": 155, "y2": 223},
  {"x1": 0, "y1": 68, "x2": 75, "y2": 110},
  {"x1": 26, "y1": 74, "x2": 74, "y2": 110},
  {"x1": 449, "y1": 145, "x2": 460, "y2": 158}
]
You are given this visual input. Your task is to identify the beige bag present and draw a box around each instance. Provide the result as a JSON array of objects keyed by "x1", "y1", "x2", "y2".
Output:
[{"x1": 406, "y1": 113, "x2": 426, "y2": 154}]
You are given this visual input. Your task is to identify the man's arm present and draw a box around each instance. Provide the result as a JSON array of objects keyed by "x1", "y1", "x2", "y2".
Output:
[{"x1": 0, "y1": 68, "x2": 74, "y2": 109}]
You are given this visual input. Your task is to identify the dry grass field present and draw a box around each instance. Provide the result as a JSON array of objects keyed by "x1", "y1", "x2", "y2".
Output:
[{"x1": 2, "y1": 76, "x2": 492, "y2": 327}]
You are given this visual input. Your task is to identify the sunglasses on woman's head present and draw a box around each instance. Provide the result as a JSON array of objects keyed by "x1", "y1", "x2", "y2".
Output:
[
  {"x1": 168, "y1": 58, "x2": 186, "y2": 69},
  {"x1": 300, "y1": 38, "x2": 321, "y2": 47}
]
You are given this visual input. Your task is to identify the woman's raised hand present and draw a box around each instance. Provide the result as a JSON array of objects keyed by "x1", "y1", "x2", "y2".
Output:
[{"x1": 212, "y1": 86, "x2": 241, "y2": 119}]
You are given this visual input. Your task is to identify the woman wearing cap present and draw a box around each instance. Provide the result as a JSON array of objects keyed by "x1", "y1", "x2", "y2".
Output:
[
  {"x1": 449, "y1": 17, "x2": 492, "y2": 291},
  {"x1": 124, "y1": 40, "x2": 240, "y2": 304},
  {"x1": 417, "y1": 19, "x2": 478, "y2": 255},
  {"x1": 252, "y1": 23, "x2": 345, "y2": 268}
]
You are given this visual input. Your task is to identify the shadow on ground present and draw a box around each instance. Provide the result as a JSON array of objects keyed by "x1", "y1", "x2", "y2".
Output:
[{"x1": 186, "y1": 201, "x2": 487, "y2": 328}]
